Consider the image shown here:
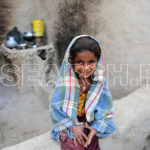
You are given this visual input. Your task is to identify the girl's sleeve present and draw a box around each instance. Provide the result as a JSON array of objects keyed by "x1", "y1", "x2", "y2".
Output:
[
  {"x1": 90, "y1": 78, "x2": 115, "y2": 138},
  {"x1": 50, "y1": 88, "x2": 75, "y2": 141}
]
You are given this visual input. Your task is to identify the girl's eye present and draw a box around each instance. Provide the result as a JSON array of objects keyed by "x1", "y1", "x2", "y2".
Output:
[
  {"x1": 89, "y1": 60, "x2": 95, "y2": 64},
  {"x1": 77, "y1": 61, "x2": 83, "y2": 64}
]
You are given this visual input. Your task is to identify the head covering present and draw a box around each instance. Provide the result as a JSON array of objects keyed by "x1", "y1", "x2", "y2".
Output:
[{"x1": 51, "y1": 35, "x2": 105, "y2": 123}]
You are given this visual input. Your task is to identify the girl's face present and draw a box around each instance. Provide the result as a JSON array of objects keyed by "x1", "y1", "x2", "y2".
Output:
[{"x1": 73, "y1": 50, "x2": 98, "y2": 79}]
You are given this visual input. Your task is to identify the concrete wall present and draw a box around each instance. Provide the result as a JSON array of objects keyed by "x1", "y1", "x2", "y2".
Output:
[
  {"x1": 1, "y1": 0, "x2": 150, "y2": 99},
  {"x1": 90, "y1": 0, "x2": 150, "y2": 99}
]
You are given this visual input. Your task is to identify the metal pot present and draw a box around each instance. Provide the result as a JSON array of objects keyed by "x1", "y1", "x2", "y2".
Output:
[
  {"x1": 24, "y1": 31, "x2": 34, "y2": 41},
  {"x1": 5, "y1": 36, "x2": 18, "y2": 48},
  {"x1": 17, "y1": 43, "x2": 27, "y2": 49}
]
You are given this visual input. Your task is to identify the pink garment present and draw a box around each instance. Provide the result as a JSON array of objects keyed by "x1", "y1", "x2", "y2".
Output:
[{"x1": 60, "y1": 115, "x2": 100, "y2": 150}]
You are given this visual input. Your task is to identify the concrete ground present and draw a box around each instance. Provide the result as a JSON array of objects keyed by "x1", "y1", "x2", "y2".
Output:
[
  {"x1": 1, "y1": 85, "x2": 150, "y2": 150},
  {"x1": 0, "y1": 84, "x2": 53, "y2": 148}
]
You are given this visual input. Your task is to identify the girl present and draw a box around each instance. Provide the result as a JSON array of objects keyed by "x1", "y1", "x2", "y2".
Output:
[{"x1": 50, "y1": 35, "x2": 115, "y2": 150}]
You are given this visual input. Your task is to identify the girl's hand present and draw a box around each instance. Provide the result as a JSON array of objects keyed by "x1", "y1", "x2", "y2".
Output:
[
  {"x1": 84, "y1": 123, "x2": 98, "y2": 147},
  {"x1": 72, "y1": 124, "x2": 88, "y2": 146}
]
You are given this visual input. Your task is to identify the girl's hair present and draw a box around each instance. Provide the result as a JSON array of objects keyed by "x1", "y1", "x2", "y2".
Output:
[{"x1": 68, "y1": 37, "x2": 101, "y2": 63}]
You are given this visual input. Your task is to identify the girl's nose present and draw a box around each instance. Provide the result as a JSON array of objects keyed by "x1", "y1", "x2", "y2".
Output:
[{"x1": 82, "y1": 64, "x2": 89, "y2": 71}]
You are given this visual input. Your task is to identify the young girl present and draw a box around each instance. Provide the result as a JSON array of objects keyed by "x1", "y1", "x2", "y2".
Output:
[{"x1": 50, "y1": 35, "x2": 115, "y2": 150}]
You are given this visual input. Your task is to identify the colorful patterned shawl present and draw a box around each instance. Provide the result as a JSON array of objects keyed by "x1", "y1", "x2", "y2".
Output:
[{"x1": 50, "y1": 35, "x2": 115, "y2": 141}]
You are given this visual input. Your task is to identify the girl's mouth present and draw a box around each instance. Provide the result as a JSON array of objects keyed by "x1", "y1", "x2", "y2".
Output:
[{"x1": 81, "y1": 72, "x2": 92, "y2": 75}]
